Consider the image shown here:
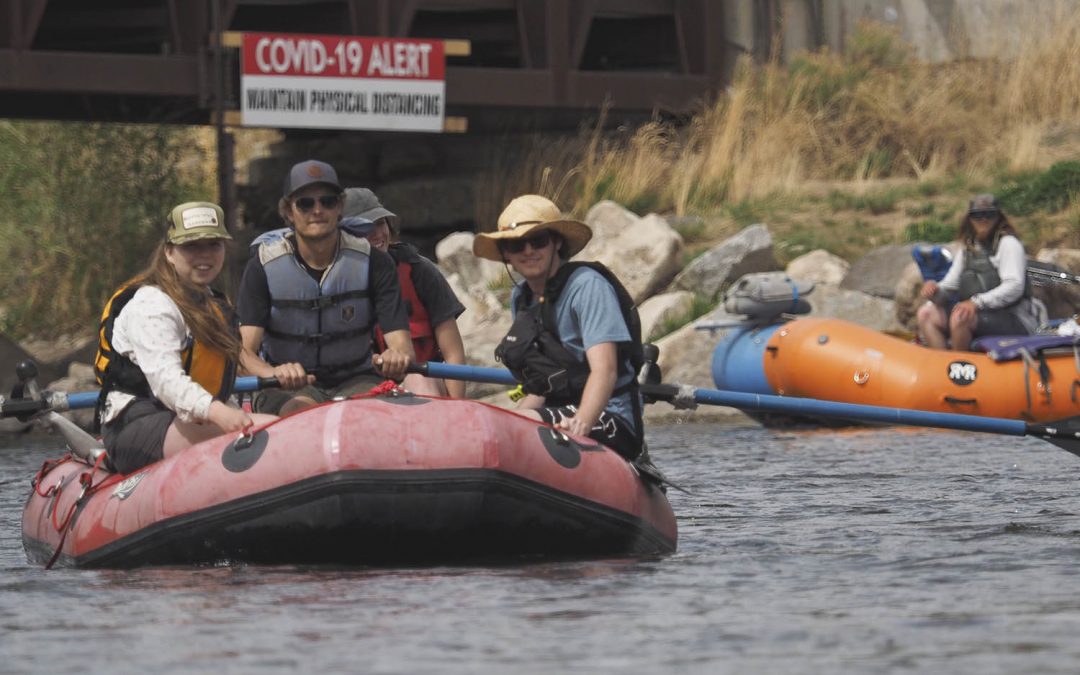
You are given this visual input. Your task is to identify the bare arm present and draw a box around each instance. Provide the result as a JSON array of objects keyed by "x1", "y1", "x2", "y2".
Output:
[
  {"x1": 238, "y1": 325, "x2": 313, "y2": 390},
  {"x1": 558, "y1": 342, "x2": 618, "y2": 436},
  {"x1": 432, "y1": 318, "x2": 467, "y2": 398}
]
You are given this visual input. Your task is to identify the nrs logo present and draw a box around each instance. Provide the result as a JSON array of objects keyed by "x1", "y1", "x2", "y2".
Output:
[{"x1": 947, "y1": 361, "x2": 977, "y2": 385}]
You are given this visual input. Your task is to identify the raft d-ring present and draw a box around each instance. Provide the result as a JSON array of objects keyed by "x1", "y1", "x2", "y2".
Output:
[
  {"x1": 234, "y1": 424, "x2": 255, "y2": 450},
  {"x1": 548, "y1": 428, "x2": 571, "y2": 445},
  {"x1": 853, "y1": 370, "x2": 870, "y2": 385}
]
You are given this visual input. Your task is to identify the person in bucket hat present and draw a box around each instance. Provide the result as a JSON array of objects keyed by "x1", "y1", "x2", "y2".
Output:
[
  {"x1": 917, "y1": 193, "x2": 1046, "y2": 350},
  {"x1": 342, "y1": 188, "x2": 468, "y2": 398},
  {"x1": 94, "y1": 201, "x2": 279, "y2": 474},
  {"x1": 236, "y1": 161, "x2": 415, "y2": 415},
  {"x1": 476, "y1": 195, "x2": 647, "y2": 461}
]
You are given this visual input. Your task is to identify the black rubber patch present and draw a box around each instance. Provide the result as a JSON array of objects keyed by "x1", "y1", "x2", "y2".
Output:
[
  {"x1": 538, "y1": 427, "x2": 584, "y2": 469},
  {"x1": 947, "y1": 360, "x2": 978, "y2": 386},
  {"x1": 373, "y1": 393, "x2": 431, "y2": 406},
  {"x1": 221, "y1": 430, "x2": 269, "y2": 473}
]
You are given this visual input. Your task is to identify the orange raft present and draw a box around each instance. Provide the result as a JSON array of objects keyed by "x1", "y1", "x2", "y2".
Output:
[{"x1": 713, "y1": 317, "x2": 1080, "y2": 423}]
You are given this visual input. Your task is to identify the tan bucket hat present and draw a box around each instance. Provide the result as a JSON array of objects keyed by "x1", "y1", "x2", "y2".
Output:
[{"x1": 473, "y1": 195, "x2": 592, "y2": 262}]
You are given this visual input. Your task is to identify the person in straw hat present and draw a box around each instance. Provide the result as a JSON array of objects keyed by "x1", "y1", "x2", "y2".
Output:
[
  {"x1": 94, "y1": 201, "x2": 278, "y2": 474},
  {"x1": 916, "y1": 193, "x2": 1046, "y2": 351},
  {"x1": 474, "y1": 194, "x2": 645, "y2": 460}
]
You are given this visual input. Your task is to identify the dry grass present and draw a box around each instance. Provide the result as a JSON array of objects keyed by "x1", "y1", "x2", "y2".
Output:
[{"x1": 513, "y1": 12, "x2": 1080, "y2": 260}]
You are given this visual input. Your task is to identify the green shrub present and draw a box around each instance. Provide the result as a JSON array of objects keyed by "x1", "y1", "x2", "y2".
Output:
[
  {"x1": 0, "y1": 121, "x2": 211, "y2": 339},
  {"x1": 995, "y1": 161, "x2": 1080, "y2": 215},
  {"x1": 903, "y1": 219, "x2": 954, "y2": 243}
]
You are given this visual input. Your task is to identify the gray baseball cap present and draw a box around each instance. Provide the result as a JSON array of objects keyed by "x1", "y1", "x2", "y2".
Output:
[
  {"x1": 342, "y1": 187, "x2": 398, "y2": 231},
  {"x1": 283, "y1": 160, "x2": 342, "y2": 198}
]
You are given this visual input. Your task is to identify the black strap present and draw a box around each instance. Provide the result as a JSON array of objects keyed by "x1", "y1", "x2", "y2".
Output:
[
  {"x1": 266, "y1": 321, "x2": 374, "y2": 344},
  {"x1": 270, "y1": 289, "x2": 371, "y2": 310}
]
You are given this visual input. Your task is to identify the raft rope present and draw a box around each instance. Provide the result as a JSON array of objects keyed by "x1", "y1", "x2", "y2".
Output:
[{"x1": 40, "y1": 450, "x2": 113, "y2": 570}]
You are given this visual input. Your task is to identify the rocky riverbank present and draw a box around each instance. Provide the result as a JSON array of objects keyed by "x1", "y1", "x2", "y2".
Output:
[{"x1": 4, "y1": 200, "x2": 1079, "y2": 432}]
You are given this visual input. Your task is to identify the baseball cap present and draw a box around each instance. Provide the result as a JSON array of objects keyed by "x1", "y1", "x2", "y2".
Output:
[
  {"x1": 283, "y1": 160, "x2": 342, "y2": 198},
  {"x1": 166, "y1": 202, "x2": 232, "y2": 244},
  {"x1": 341, "y1": 187, "x2": 398, "y2": 234}
]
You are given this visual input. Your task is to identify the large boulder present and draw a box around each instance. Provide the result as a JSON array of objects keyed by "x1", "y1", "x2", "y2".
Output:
[
  {"x1": 671, "y1": 224, "x2": 780, "y2": 300},
  {"x1": 893, "y1": 261, "x2": 926, "y2": 331},
  {"x1": 576, "y1": 201, "x2": 684, "y2": 303},
  {"x1": 786, "y1": 249, "x2": 850, "y2": 286},
  {"x1": 436, "y1": 231, "x2": 506, "y2": 292},
  {"x1": 841, "y1": 244, "x2": 917, "y2": 299},
  {"x1": 1034, "y1": 248, "x2": 1080, "y2": 320},
  {"x1": 638, "y1": 291, "x2": 694, "y2": 342},
  {"x1": 644, "y1": 306, "x2": 745, "y2": 422},
  {"x1": 805, "y1": 285, "x2": 904, "y2": 333}
]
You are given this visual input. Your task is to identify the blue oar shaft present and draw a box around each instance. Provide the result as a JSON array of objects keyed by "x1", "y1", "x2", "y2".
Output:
[
  {"x1": 686, "y1": 387, "x2": 1026, "y2": 436},
  {"x1": 51, "y1": 376, "x2": 270, "y2": 412},
  {"x1": 420, "y1": 361, "x2": 1030, "y2": 437}
]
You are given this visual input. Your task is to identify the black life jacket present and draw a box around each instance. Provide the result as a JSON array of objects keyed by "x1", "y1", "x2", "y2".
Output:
[
  {"x1": 495, "y1": 262, "x2": 645, "y2": 445},
  {"x1": 94, "y1": 283, "x2": 237, "y2": 431}
]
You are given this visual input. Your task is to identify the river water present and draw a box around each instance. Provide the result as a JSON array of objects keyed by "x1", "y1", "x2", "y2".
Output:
[{"x1": 2, "y1": 420, "x2": 1080, "y2": 674}]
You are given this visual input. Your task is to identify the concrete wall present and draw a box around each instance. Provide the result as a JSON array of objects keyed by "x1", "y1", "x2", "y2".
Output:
[{"x1": 727, "y1": 0, "x2": 1070, "y2": 63}]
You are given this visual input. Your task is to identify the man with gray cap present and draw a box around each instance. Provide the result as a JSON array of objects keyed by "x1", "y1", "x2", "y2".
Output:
[
  {"x1": 237, "y1": 160, "x2": 414, "y2": 414},
  {"x1": 341, "y1": 187, "x2": 467, "y2": 398}
]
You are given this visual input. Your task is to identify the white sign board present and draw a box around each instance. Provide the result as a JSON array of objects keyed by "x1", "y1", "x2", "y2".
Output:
[{"x1": 241, "y1": 32, "x2": 446, "y2": 132}]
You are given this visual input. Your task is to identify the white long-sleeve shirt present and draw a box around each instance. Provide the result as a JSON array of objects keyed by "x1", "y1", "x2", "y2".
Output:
[
  {"x1": 938, "y1": 234, "x2": 1027, "y2": 309},
  {"x1": 101, "y1": 286, "x2": 214, "y2": 425}
]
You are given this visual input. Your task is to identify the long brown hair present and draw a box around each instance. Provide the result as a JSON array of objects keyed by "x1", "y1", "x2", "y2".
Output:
[
  {"x1": 958, "y1": 211, "x2": 1019, "y2": 252},
  {"x1": 129, "y1": 241, "x2": 241, "y2": 359}
]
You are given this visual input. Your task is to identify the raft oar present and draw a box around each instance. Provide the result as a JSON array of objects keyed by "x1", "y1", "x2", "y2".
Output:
[
  {"x1": 0, "y1": 376, "x2": 279, "y2": 418},
  {"x1": 413, "y1": 362, "x2": 1080, "y2": 457}
]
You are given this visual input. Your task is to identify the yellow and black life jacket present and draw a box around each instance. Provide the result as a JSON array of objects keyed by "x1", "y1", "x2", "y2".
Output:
[{"x1": 94, "y1": 283, "x2": 236, "y2": 430}]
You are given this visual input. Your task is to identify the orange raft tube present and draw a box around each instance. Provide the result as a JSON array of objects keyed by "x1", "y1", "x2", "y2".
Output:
[
  {"x1": 711, "y1": 316, "x2": 1080, "y2": 423},
  {"x1": 761, "y1": 317, "x2": 1079, "y2": 421}
]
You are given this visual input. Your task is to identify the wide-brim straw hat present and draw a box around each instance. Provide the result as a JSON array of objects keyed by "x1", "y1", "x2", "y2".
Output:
[{"x1": 473, "y1": 195, "x2": 592, "y2": 262}]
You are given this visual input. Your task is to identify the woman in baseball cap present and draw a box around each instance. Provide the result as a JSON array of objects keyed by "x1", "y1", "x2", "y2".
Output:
[
  {"x1": 917, "y1": 194, "x2": 1047, "y2": 350},
  {"x1": 94, "y1": 201, "x2": 277, "y2": 474}
]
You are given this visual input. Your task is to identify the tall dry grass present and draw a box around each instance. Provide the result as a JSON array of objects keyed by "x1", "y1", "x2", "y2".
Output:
[{"x1": 523, "y1": 11, "x2": 1080, "y2": 221}]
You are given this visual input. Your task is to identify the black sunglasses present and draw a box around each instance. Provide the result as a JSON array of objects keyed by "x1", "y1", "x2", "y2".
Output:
[
  {"x1": 969, "y1": 209, "x2": 999, "y2": 220},
  {"x1": 293, "y1": 194, "x2": 341, "y2": 213},
  {"x1": 499, "y1": 230, "x2": 553, "y2": 254}
]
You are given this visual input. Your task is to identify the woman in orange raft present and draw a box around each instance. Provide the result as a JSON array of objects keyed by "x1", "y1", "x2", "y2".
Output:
[
  {"x1": 916, "y1": 194, "x2": 1046, "y2": 351},
  {"x1": 94, "y1": 202, "x2": 278, "y2": 474}
]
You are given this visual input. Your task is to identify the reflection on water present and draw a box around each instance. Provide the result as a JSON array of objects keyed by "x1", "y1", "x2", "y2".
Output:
[{"x1": 3, "y1": 423, "x2": 1080, "y2": 673}]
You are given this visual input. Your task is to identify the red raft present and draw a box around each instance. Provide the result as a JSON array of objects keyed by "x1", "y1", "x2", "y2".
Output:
[{"x1": 23, "y1": 393, "x2": 677, "y2": 568}]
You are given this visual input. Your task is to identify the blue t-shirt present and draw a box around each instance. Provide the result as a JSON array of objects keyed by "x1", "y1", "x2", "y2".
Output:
[{"x1": 510, "y1": 266, "x2": 638, "y2": 428}]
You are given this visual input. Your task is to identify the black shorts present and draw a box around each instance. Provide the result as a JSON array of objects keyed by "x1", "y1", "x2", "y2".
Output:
[
  {"x1": 102, "y1": 399, "x2": 175, "y2": 474},
  {"x1": 975, "y1": 308, "x2": 1029, "y2": 338},
  {"x1": 536, "y1": 405, "x2": 641, "y2": 460}
]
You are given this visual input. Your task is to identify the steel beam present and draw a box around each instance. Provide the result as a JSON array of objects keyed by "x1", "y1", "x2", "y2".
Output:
[{"x1": 0, "y1": 50, "x2": 199, "y2": 95}]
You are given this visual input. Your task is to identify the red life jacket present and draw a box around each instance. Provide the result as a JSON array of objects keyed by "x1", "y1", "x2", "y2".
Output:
[{"x1": 375, "y1": 244, "x2": 440, "y2": 363}]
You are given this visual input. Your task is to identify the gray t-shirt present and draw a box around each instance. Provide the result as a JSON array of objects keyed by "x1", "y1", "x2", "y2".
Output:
[{"x1": 510, "y1": 266, "x2": 638, "y2": 427}]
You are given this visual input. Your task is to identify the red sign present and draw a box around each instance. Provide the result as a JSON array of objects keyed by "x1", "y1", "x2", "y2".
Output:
[{"x1": 242, "y1": 33, "x2": 445, "y2": 80}]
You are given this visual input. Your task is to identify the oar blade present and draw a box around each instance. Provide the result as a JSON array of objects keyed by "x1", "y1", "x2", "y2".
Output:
[{"x1": 1027, "y1": 416, "x2": 1080, "y2": 458}]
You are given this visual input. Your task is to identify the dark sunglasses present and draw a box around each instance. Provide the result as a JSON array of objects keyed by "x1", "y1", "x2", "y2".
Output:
[
  {"x1": 499, "y1": 230, "x2": 552, "y2": 254},
  {"x1": 969, "y1": 209, "x2": 999, "y2": 220},
  {"x1": 293, "y1": 194, "x2": 341, "y2": 212}
]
